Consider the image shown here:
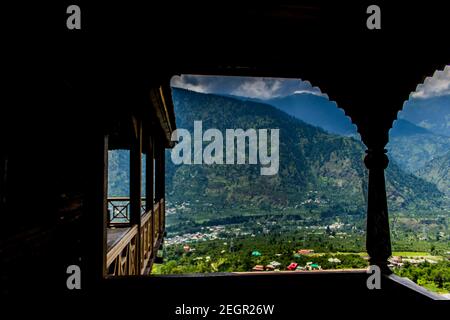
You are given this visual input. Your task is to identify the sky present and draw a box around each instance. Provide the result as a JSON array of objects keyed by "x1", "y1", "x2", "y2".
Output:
[
  {"x1": 171, "y1": 65, "x2": 450, "y2": 100},
  {"x1": 411, "y1": 66, "x2": 450, "y2": 99},
  {"x1": 170, "y1": 75, "x2": 326, "y2": 100}
]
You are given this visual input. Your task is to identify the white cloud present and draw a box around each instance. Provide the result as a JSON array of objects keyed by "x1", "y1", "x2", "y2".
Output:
[
  {"x1": 411, "y1": 66, "x2": 450, "y2": 99},
  {"x1": 293, "y1": 90, "x2": 324, "y2": 96},
  {"x1": 170, "y1": 75, "x2": 326, "y2": 100},
  {"x1": 231, "y1": 78, "x2": 284, "y2": 99},
  {"x1": 171, "y1": 75, "x2": 209, "y2": 93}
]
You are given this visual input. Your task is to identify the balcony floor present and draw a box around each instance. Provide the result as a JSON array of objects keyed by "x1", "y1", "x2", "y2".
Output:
[{"x1": 107, "y1": 227, "x2": 131, "y2": 251}]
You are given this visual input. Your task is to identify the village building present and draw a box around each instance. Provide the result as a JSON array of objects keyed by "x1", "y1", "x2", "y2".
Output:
[{"x1": 252, "y1": 265, "x2": 265, "y2": 272}]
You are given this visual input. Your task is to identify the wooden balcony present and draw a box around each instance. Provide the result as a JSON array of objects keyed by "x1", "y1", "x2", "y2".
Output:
[
  {"x1": 106, "y1": 198, "x2": 165, "y2": 276},
  {"x1": 107, "y1": 197, "x2": 147, "y2": 225}
]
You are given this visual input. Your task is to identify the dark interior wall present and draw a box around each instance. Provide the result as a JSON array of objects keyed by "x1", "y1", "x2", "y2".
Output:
[
  {"x1": 1, "y1": 1, "x2": 449, "y2": 300},
  {"x1": 0, "y1": 55, "x2": 168, "y2": 294},
  {"x1": 1, "y1": 78, "x2": 84, "y2": 293}
]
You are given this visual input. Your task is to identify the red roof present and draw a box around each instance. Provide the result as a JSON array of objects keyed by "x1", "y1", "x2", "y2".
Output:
[
  {"x1": 252, "y1": 265, "x2": 265, "y2": 271},
  {"x1": 287, "y1": 263, "x2": 298, "y2": 270}
]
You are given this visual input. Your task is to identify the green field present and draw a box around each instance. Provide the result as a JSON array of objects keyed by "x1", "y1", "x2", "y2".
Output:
[{"x1": 392, "y1": 251, "x2": 429, "y2": 257}]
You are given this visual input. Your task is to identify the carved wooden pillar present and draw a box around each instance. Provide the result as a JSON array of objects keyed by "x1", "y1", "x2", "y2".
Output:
[{"x1": 364, "y1": 148, "x2": 392, "y2": 273}]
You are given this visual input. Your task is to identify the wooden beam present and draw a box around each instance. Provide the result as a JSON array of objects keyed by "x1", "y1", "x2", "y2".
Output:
[{"x1": 150, "y1": 87, "x2": 176, "y2": 148}]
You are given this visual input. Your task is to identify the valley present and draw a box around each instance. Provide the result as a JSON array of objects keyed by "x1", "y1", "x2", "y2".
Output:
[{"x1": 109, "y1": 86, "x2": 450, "y2": 294}]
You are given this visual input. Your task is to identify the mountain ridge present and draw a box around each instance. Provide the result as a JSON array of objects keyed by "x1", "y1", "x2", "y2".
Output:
[
  {"x1": 416, "y1": 151, "x2": 450, "y2": 196},
  {"x1": 166, "y1": 88, "x2": 444, "y2": 217}
]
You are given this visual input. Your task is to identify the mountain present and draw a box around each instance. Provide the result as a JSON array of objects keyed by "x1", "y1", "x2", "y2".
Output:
[
  {"x1": 249, "y1": 92, "x2": 449, "y2": 175},
  {"x1": 263, "y1": 93, "x2": 358, "y2": 136},
  {"x1": 386, "y1": 95, "x2": 450, "y2": 173},
  {"x1": 389, "y1": 119, "x2": 432, "y2": 137},
  {"x1": 255, "y1": 93, "x2": 450, "y2": 173},
  {"x1": 166, "y1": 88, "x2": 444, "y2": 218},
  {"x1": 416, "y1": 151, "x2": 450, "y2": 196},
  {"x1": 167, "y1": 90, "x2": 366, "y2": 215},
  {"x1": 399, "y1": 95, "x2": 450, "y2": 137},
  {"x1": 386, "y1": 130, "x2": 450, "y2": 173},
  {"x1": 108, "y1": 150, "x2": 146, "y2": 197},
  {"x1": 108, "y1": 150, "x2": 130, "y2": 196}
]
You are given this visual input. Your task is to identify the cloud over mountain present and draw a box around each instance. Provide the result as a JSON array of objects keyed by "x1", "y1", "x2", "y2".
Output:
[
  {"x1": 171, "y1": 75, "x2": 326, "y2": 100},
  {"x1": 411, "y1": 66, "x2": 450, "y2": 99}
]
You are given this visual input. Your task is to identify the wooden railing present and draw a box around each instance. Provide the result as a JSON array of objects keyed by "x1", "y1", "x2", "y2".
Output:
[
  {"x1": 154, "y1": 199, "x2": 165, "y2": 241},
  {"x1": 107, "y1": 197, "x2": 147, "y2": 225},
  {"x1": 154, "y1": 201, "x2": 160, "y2": 245},
  {"x1": 106, "y1": 225, "x2": 138, "y2": 276},
  {"x1": 107, "y1": 199, "x2": 165, "y2": 276},
  {"x1": 140, "y1": 208, "x2": 153, "y2": 273}
]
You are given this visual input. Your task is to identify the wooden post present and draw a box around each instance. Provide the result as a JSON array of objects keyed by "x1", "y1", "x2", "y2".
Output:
[
  {"x1": 0, "y1": 153, "x2": 7, "y2": 209},
  {"x1": 160, "y1": 146, "x2": 165, "y2": 234},
  {"x1": 146, "y1": 135, "x2": 154, "y2": 256},
  {"x1": 84, "y1": 133, "x2": 108, "y2": 289},
  {"x1": 364, "y1": 148, "x2": 392, "y2": 273},
  {"x1": 130, "y1": 116, "x2": 142, "y2": 274},
  {"x1": 155, "y1": 141, "x2": 165, "y2": 235}
]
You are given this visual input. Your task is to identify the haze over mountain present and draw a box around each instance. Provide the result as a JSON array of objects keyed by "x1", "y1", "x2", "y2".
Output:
[
  {"x1": 216, "y1": 92, "x2": 358, "y2": 137},
  {"x1": 224, "y1": 90, "x2": 449, "y2": 175},
  {"x1": 387, "y1": 129, "x2": 450, "y2": 173},
  {"x1": 399, "y1": 95, "x2": 450, "y2": 137},
  {"x1": 416, "y1": 151, "x2": 450, "y2": 196},
  {"x1": 264, "y1": 93, "x2": 357, "y2": 137},
  {"x1": 387, "y1": 95, "x2": 450, "y2": 172},
  {"x1": 250, "y1": 90, "x2": 450, "y2": 175},
  {"x1": 389, "y1": 119, "x2": 433, "y2": 137},
  {"x1": 165, "y1": 88, "x2": 444, "y2": 218},
  {"x1": 255, "y1": 92, "x2": 450, "y2": 175}
]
